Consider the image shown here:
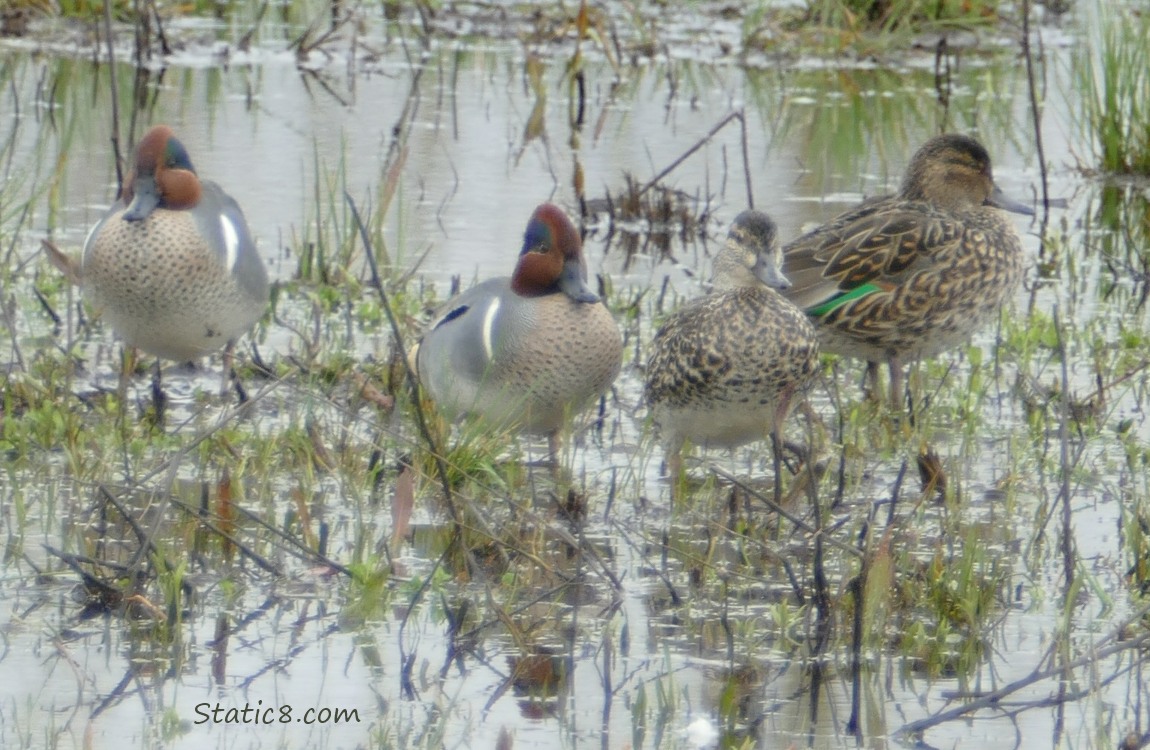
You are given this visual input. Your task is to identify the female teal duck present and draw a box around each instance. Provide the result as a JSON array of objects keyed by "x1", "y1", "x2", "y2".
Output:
[
  {"x1": 414, "y1": 203, "x2": 623, "y2": 452},
  {"x1": 82, "y1": 124, "x2": 269, "y2": 363},
  {"x1": 645, "y1": 210, "x2": 820, "y2": 485},
  {"x1": 779, "y1": 133, "x2": 1030, "y2": 407}
]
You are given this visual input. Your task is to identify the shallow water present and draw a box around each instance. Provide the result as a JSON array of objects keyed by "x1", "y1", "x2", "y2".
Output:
[{"x1": 2, "y1": 4, "x2": 1149, "y2": 750}]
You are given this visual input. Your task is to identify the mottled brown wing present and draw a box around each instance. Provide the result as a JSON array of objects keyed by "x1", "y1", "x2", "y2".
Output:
[{"x1": 781, "y1": 200, "x2": 964, "y2": 310}]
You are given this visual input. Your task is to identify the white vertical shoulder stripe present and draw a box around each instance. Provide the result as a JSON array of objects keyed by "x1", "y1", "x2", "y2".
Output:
[
  {"x1": 219, "y1": 215, "x2": 240, "y2": 272},
  {"x1": 481, "y1": 297, "x2": 501, "y2": 363},
  {"x1": 81, "y1": 218, "x2": 102, "y2": 255}
]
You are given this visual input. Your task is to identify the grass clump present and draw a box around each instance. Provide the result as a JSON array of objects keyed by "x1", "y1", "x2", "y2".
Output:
[
  {"x1": 1074, "y1": 1, "x2": 1150, "y2": 175},
  {"x1": 895, "y1": 529, "x2": 1007, "y2": 678},
  {"x1": 743, "y1": 0, "x2": 1005, "y2": 53},
  {"x1": 804, "y1": 0, "x2": 1002, "y2": 32}
]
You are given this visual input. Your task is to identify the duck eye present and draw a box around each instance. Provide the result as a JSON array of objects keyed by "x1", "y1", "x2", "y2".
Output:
[
  {"x1": 522, "y1": 222, "x2": 553, "y2": 254},
  {"x1": 164, "y1": 139, "x2": 195, "y2": 172}
]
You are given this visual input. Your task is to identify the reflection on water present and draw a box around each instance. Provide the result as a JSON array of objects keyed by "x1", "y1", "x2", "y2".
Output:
[{"x1": 2, "y1": 8, "x2": 1146, "y2": 750}]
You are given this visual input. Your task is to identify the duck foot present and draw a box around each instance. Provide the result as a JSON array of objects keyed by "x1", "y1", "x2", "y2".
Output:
[{"x1": 231, "y1": 370, "x2": 249, "y2": 404}]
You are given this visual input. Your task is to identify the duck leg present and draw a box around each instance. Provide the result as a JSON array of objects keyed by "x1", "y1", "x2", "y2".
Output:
[
  {"x1": 547, "y1": 431, "x2": 564, "y2": 479},
  {"x1": 116, "y1": 346, "x2": 134, "y2": 415},
  {"x1": 864, "y1": 361, "x2": 881, "y2": 403},
  {"x1": 151, "y1": 359, "x2": 167, "y2": 427},
  {"x1": 221, "y1": 340, "x2": 250, "y2": 403},
  {"x1": 769, "y1": 431, "x2": 784, "y2": 506},
  {"x1": 888, "y1": 355, "x2": 904, "y2": 413},
  {"x1": 770, "y1": 388, "x2": 796, "y2": 505},
  {"x1": 666, "y1": 440, "x2": 686, "y2": 503}
]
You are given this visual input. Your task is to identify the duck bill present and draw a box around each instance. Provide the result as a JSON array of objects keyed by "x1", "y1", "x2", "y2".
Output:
[
  {"x1": 123, "y1": 175, "x2": 162, "y2": 222},
  {"x1": 987, "y1": 184, "x2": 1034, "y2": 216},
  {"x1": 754, "y1": 255, "x2": 791, "y2": 290},
  {"x1": 558, "y1": 256, "x2": 600, "y2": 303}
]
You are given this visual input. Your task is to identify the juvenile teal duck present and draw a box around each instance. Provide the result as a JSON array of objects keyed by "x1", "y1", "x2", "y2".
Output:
[
  {"x1": 645, "y1": 210, "x2": 820, "y2": 486},
  {"x1": 82, "y1": 124, "x2": 269, "y2": 364},
  {"x1": 414, "y1": 203, "x2": 623, "y2": 453},
  {"x1": 779, "y1": 133, "x2": 1030, "y2": 407}
]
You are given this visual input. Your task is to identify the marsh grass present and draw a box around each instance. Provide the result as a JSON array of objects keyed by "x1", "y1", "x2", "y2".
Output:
[
  {"x1": 0, "y1": 72, "x2": 71, "y2": 239},
  {"x1": 1074, "y1": 0, "x2": 1150, "y2": 175},
  {"x1": 900, "y1": 527, "x2": 1006, "y2": 676},
  {"x1": 741, "y1": 0, "x2": 1004, "y2": 56},
  {"x1": 799, "y1": 0, "x2": 1002, "y2": 33},
  {"x1": 413, "y1": 412, "x2": 527, "y2": 493},
  {"x1": 294, "y1": 145, "x2": 392, "y2": 286}
]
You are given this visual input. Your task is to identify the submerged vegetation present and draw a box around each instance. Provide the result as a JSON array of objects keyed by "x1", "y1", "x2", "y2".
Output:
[{"x1": 3, "y1": 1, "x2": 1150, "y2": 749}]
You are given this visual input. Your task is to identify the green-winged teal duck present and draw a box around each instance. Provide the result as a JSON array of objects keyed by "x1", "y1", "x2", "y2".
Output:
[
  {"x1": 82, "y1": 124, "x2": 269, "y2": 364},
  {"x1": 414, "y1": 203, "x2": 623, "y2": 453},
  {"x1": 779, "y1": 133, "x2": 1030, "y2": 407},
  {"x1": 645, "y1": 210, "x2": 820, "y2": 486}
]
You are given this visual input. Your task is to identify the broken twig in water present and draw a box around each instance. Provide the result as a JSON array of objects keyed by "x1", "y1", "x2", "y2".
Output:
[{"x1": 637, "y1": 109, "x2": 754, "y2": 209}]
